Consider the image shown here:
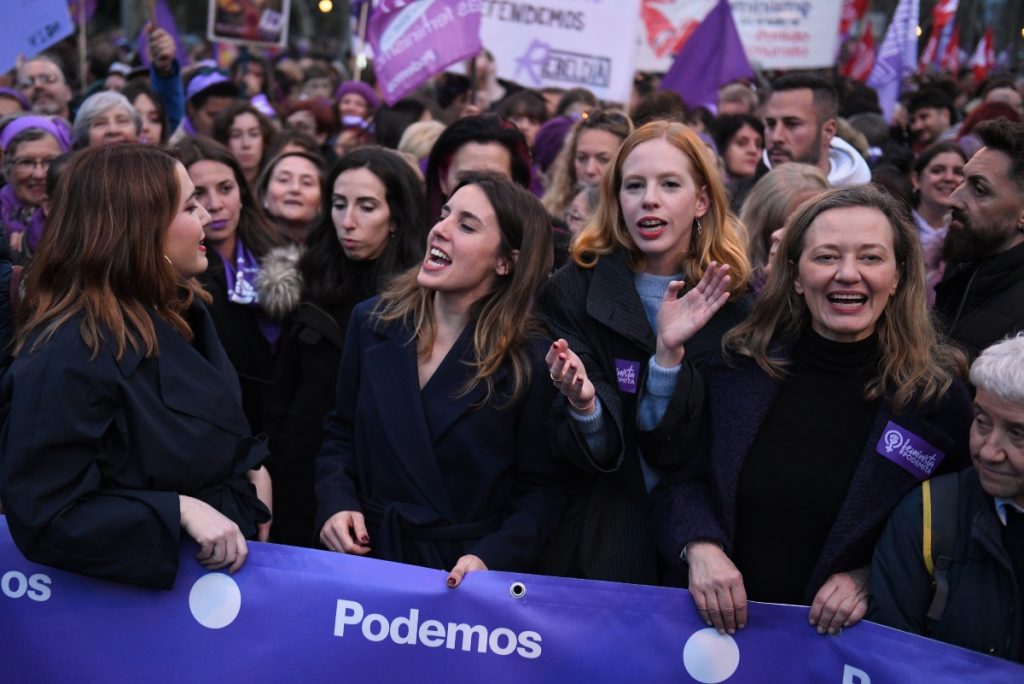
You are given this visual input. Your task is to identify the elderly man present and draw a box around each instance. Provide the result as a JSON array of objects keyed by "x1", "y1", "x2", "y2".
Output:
[
  {"x1": 17, "y1": 55, "x2": 72, "y2": 121},
  {"x1": 761, "y1": 74, "x2": 869, "y2": 186},
  {"x1": 868, "y1": 334, "x2": 1024, "y2": 663},
  {"x1": 935, "y1": 119, "x2": 1024, "y2": 358}
]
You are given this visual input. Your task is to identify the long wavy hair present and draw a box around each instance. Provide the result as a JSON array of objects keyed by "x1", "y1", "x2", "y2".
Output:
[
  {"x1": 373, "y1": 172, "x2": 553, "y2": 407},
  {"x1": 172, "y1": 136, "x2": 280, "y2": 259},
  {"x1": 724, "y1": 184, "x2": 965, "y2": 412},
  {"x1": 16, "y1": 144, "x2": 210, "y2": 359},
  {"x1": 572, "y1": 120, "x2": 750, "y2": 294},
  {"x1": 301, "y1": 146, "x2": 428, "y2": 310}
]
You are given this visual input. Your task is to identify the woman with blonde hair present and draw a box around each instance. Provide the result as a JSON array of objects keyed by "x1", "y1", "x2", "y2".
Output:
[
  {"x1": 539, "y1": 120, "x2": 750, "y2": 584},
  {"x1": 1, "y1": 144, "x2": 272, "y2": 588},
  {"x1": 540, "y1": 109, "x2": 633, "y2": 218},
  {"x1": 656, "y1": 185, "x2": 971, "y2": 637},
  {"x1": 315, "y1": 172, "x2": 562, "y2": 586}
]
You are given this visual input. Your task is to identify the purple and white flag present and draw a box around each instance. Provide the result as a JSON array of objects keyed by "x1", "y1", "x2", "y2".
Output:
[
  {"x1": 867, "y1": 0, "x2": 919, "y2": 122},
  {"x1": 368, "y1": 0, "x2": 482, "y2": 106}
]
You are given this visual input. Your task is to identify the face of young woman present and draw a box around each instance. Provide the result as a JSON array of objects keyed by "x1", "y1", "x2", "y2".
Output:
[
  {"x1": 575, "y1": 128, "x2": 621, "y2": 186},
  {"x1": 338, "y1": 93, "x2": 369, "y2": 120},
  {"x1": 913, "y1": 151, "x2": 964, "y2": 212},
  {"x1": 132, "y1": 93, "x2": 162, "y2": 145},
  {"x1": 724, "y1": 123, "x2": 763, "y2": 179},
  {"x1": 88, "y1": 105, "x2": 138, "y2": 147},
  {"x1": 188, "y1": 160, "x2": 241, "y2": 258},
  {"x1": 417, "y1": 184, "x2": 509, "y2": 307},
  {"x1": 264, "y1": 156, "x2": 321, "y2": 226},
  {"x1": 164, "y1": 163, "x2": 211, "y2": 278},
  {"x1": 793, "y1": 206, "x2": 900, "y2": 343},
  {"x1": 618, "y1": 138, "x2": 709, "y2": 276},
  {"x1": 332, "y1": 167, "x2": 392, "y2": 261},
  {"x1": 228, "y1": 112, "x2": 264, "y2": 178}
]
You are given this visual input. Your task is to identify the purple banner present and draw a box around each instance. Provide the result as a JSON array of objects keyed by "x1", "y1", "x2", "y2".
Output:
[
  {"x1": 367, "y1": 0, "x2": 482, "y2": 105},
  {"x1": 0, "y1": 516, "x2": 1021, "y2": 682},
  {"x1": 876, "y1": 421, "x2": 946, "y2": 480}
]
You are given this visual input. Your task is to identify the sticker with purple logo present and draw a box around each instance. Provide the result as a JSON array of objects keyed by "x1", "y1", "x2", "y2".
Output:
[
  {"x1": 875, "y1": 421, "x2": 946, "y2": 480},
  {"x1": 614, "y1": 359, "x2": 641, "y2": 394}
]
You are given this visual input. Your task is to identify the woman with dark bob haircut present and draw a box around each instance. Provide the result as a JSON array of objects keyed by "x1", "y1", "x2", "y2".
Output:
[
  {"x1": 173, "y1": 136, "x2": 282, "y2": 435},
  {"x1": 315, "y1": 172, "x2": 563, "y2": 586},
  {"x1": 1, "y1": 144, "x2": 272, "y2": 589},
  {"x1": 656, "y1": 185, "x2": 972, "y2": 637},
  {"x1": 261, "y1": 146, "x2": 429, "y2": 546}
]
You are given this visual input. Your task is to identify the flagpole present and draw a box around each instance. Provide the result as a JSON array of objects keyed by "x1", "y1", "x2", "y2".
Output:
[
  {"x1": 78, "y1": 0, "x2": 87, "y2": 91},
  {"x1": 355, "y1": 1, "x2": 370, "y2": 81}
]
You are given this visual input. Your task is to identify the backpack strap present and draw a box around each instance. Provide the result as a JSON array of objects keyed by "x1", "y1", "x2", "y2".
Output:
[{"x1": 923, "y1": 474, "x2": 960, "y2": 629}]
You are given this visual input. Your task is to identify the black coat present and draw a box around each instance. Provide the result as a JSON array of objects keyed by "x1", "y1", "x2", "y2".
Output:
[
  {"x1": 314, "y1": 299, "x2": 564, "y2": 572},
  {"x1": 197, "y1": 256, "x2": 276, "y2": 434},
  {"x1": 654, "y1": 350, "x2": 973, "y2": 603},
  {"x1": 537, "y1": 251, "x2": 748, "y2": 584},
  {"x1": 934, "y1": 241, "x2": 1024, "y2": 359},
  {"x1": 0, "y1": 304, "x2": 270, "y2": 589}
]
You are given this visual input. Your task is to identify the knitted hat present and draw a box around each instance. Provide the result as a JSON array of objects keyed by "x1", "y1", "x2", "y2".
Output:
[{"x1": 334, "y1": 81, "x2": 379, "y2": 111}]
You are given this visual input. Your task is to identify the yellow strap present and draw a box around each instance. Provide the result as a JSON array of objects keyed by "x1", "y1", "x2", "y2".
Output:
[{"x1": 922, "y1": 479, "x2": 934, "y2": 575}]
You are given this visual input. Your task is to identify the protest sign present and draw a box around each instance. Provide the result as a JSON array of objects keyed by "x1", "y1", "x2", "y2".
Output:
[
  {"x1": 636, "y1": 0, "x2": 842, "y2": 72},
  {"x1": 479, "y1": 0, "x2": 642, "y2": 104},
  {"x1": 207, "y1": 0, "x2": 290, "y2": 48},
  {"x1": 1, "y1": 517, "x2": 1021, "y2": 683},
  {"x1": 0, "y1": 0, "x2": 74, "y2": 72},
  {"x1": 368, "y1": 0, "x2": 483, "y2": 106}
]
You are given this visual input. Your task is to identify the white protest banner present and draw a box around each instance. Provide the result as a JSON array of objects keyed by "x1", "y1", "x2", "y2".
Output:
[
  {"x1": 634, "y1": 0, "x2": 842, "y2": 72},
  {"x1": 0, "y1": 0, "x2": 74, "y2": 72},
  {"x1": 480, "y1": 0, "x2": 642, "y2": 103}
]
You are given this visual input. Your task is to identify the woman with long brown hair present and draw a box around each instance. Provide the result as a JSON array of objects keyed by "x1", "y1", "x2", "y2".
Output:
[
  {"x1": 539, "y1": 120, "x2": 750, "y2": 585},
  {"x1": 315, "y1": 172, "x2": 562, "y2": 586},
  {"x1": 1, "y1": 144, "x2": 271, "y2": 589}
]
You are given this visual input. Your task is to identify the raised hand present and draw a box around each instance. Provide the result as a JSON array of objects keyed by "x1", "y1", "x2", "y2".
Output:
[
  {"x1": 546, "y1": 339, "x2": 597, "y2": 415},
  {"x1": 655, "y1": 262, "x2": 732, "y2": 367}
]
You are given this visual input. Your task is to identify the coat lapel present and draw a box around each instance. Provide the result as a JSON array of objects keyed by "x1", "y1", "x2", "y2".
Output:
[
  {"x1": 587, "y1": 252, "x2": 656, "y2": 352},
  {"x1": 362, "y1": 322, "x2": 457, "y2": 520}
]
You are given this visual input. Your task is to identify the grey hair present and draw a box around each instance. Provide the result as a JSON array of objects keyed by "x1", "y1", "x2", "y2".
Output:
[
  {"x1": 970, "y1": 333, "x2": 1024, "y2": 404},
  {"x1": 72, "y1": 91, "x2": 142, "y2": 148}
]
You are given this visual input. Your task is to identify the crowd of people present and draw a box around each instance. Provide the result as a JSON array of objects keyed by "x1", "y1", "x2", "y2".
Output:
[{"x1": 0, "y1": 25, "x2": 1023, "y2": 666}]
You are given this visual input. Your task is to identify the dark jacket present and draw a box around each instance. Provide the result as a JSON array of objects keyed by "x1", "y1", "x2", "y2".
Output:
[
  {"x1": 868, "y1": 469, "x2": 1021, "y2": 662},
  {"x1": 537, "y1": 251, "x2": 748, "y2": 584},
  {"x1": 197, "y1": 255, "x2": 276, "y2": 435},
  {"x1": 314, "y1": 298, "x2": 563, "y2": 572},
  {"x1": 934, "y1": 241, "x2": 1024, "y2": 359},
  {"x1": 654, "y1": 350, "x2": 973, "y2": 603},
  {"x1": 0, "y1": 304, "x2": 270, "y2": 589}
]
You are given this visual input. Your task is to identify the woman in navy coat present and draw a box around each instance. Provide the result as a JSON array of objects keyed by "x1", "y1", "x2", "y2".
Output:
[
  {"x1": 0, "y1": 145, "x2": 271, "y2": 590},
  {"x1": 316, "y1": 173, "x2": 563, "y2": 585}
]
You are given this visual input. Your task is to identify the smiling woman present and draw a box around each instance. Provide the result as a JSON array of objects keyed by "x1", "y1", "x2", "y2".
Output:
[
  {"x1": 71, "y1": 91, "x2": 141, "y2": 149},
  {"x1": 1, "y1": 144, "x2": 272, "y2": 589}
]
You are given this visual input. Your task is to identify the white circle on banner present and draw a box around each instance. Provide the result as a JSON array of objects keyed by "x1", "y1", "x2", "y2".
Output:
[
  {"x1": 188, "y1": 573, "x2": 242, "y2": 629},
  {"x1": 682, "y1": 628, "x2": 740, "y2": 683}
]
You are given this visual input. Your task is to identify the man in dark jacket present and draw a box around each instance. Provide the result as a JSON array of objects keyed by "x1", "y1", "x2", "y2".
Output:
[
  {"x1": 867, "y1": 334, "x2": 1024, "y2": 663},
  {"x1": 934, "y1": 119, "x2": 1024, "y2": 359}
]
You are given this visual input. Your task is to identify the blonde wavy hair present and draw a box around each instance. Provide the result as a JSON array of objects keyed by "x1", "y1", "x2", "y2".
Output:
[{"x1": 571, "y1": 120, "x2": 750, "y2": 294}]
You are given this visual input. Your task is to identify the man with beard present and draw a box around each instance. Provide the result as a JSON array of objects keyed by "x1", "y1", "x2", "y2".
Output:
[
  {"x1": 17, "y1": 56, "x2": 72, "y2": 121},
  {"x1": 935, "y1": 119, "x2": 1024, "y2": 359},
  {"x1": 761, "y1": 74, "x2": 870, "y2": 187}
]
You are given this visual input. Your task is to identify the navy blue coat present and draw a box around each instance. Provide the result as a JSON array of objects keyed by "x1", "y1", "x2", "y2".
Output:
[
  {"x1": 0, "y1": 304, "x2": 270, "y2": 589},
  {"x1": 315, "y1": 298, "x2": 563, "y2": 572},
  {"x1": 654, "y1": 350, "x2": 973, "y2": 603}
]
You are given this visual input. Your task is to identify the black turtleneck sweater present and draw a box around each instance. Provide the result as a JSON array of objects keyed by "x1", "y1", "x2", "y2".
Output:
[{"x1": 733, "y1": 329, "x2": 881, "y2": 604}]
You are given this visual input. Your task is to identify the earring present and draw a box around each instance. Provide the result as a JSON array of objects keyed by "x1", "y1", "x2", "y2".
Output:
[
  {"x1": 164, "y1": 255, "x2": 173, "y2": 266},
  {"x1": 694, "y1": 218, "x2": 702, "y2": 233}
]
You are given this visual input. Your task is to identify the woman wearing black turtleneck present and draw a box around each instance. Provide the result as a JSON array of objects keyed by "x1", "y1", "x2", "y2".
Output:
[
  {"x1": 260, "y1": 148, "x2": 428, "y2": 547},
  {"x1": 655, "y1": 186, "x2": 972, "y2": 636}
]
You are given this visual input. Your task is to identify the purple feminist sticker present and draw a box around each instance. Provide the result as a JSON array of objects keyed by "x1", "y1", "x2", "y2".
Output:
[
  {"x1": 614, "y1": 359, "x2": 641, "y2": 394},
  {"x1": 875, "y1": 421, "x2": 946, "y2": 480}
]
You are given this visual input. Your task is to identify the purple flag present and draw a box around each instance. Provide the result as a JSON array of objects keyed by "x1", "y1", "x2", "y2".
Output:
[
  {"x1": 367, "y1": 0, "x2": 482, "y2": 106},
  {"x1": 866, "y1": 0, "x2": 919, "y2": 122},
  {"x1": 68, "y1": 0, "x2": 98, "y2": 25},
  {"x1": 660, "y1": 0, "x2": 754, "y2": 111}
]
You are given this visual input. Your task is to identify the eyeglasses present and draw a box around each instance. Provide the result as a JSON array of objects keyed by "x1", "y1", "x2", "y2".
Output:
[
  {"x1": 10, "y1": 157, "x2": 57, "y2": 173},
  {"x1": 18, "y1": 73, "x2": 61, "y2": 89}
]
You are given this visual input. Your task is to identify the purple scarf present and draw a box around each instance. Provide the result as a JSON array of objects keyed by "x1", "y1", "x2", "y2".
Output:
[
  {"x1": 0, "y1": 184, "x2": 45, "y2": 252},
  {"x1": 217, "y1": 240, "x2": 281, "y2": 346}
]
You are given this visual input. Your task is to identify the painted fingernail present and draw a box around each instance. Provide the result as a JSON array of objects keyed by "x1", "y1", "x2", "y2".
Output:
[
  {"x1": 446, "y1": 577, "x2": 456, "y2": 587},
  {"x1": 360, "y1": 536, "x2": 369, "y2": 544}
]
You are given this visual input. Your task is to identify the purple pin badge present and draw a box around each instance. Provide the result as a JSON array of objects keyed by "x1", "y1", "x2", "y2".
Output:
[
  {"x1": 614, "y1": 359, "x2": 641, "y2": 394},
  {"x1": 875, "y1": 421, "x2": 946, "y2": 480}
]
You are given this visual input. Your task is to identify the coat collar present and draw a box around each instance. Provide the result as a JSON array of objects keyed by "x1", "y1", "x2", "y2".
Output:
[{"x1": 587, "y1": 250, "x2": 656, "y2": 352}]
